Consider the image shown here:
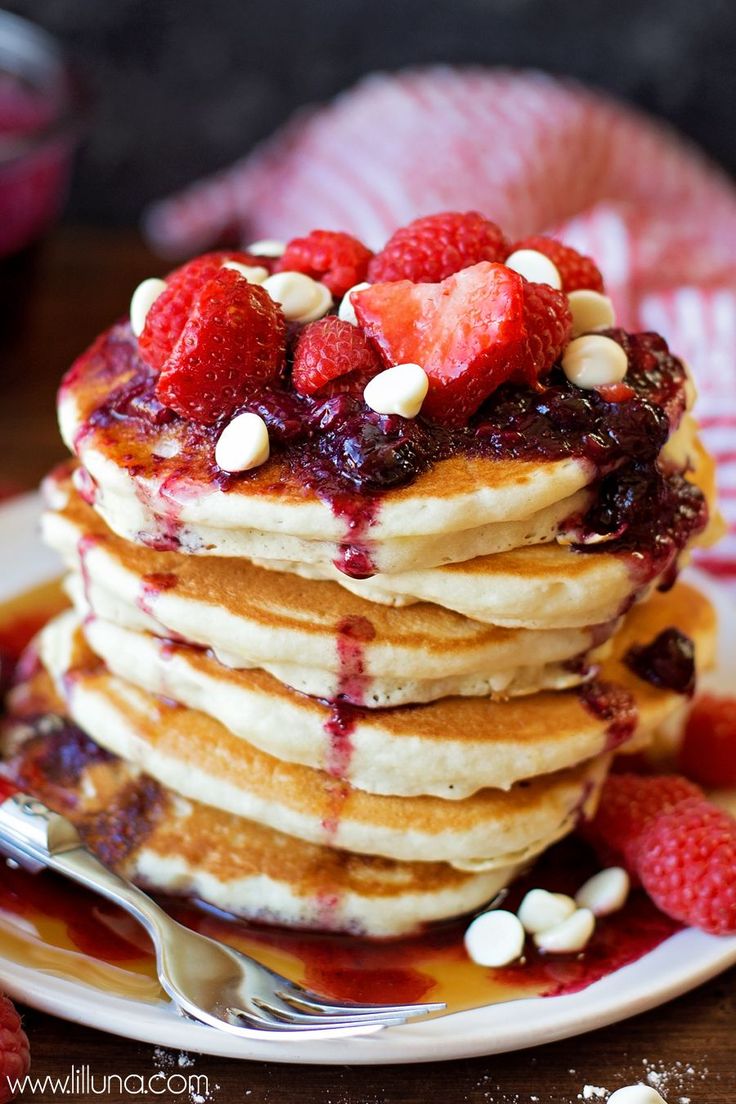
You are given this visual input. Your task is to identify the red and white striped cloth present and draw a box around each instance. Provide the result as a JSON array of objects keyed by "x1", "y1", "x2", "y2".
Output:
[{"x1": 143, "y1": 67, "x2": 736, "y2": 582}]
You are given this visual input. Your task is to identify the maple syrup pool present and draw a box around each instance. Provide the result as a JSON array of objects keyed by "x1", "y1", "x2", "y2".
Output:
[{"x1": 0, "y1": 582, "x2": 679, "y2": 1015}]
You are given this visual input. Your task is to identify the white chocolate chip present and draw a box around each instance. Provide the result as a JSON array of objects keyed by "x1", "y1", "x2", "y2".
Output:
[
  {"x1": 562, "y1": 334, "x2": 628, "y2": 389},
  {"x1": 464, "y1": 910, "x2": 525, "y2": 967},
  {"x1": 363, "y1": 363, "x2": 429, "y2": 419},
  {"x1": 246, "y1": 239, "x2": 286, "y2": 258},
  {"x1": 221, "y1": 260, "x2": 269, "y2": 284},
  {"x1": 608, "y1": 1086, "x2": 667, "y2": 1104},
  {"x1": 568, "y1": 289, "x2": 616, "y2": 337},
  {"x1": 338, "y1": 281, "x2": 371, "y2": 326},
  {"x1": 130, "y1": 277, "x2": 167, "y2": 337},
  {"x1": 215, "y1": 412, "x2": 270, "y2": 473},
  {"x1": 262, "y1": 271, "x2": 332, "y2": 322},
  {"x1": 517, "y1": 889, "x2": 576, "y2": 934},
  {"x1": 505, "y1": 249, "x2": 562, "y2": 289},
  {"x1": 576, "y1": 867, "x2": 630, "y2": 917},
  {"x1": 534, "y1": 907, "x2": 595, "y2": 953}
]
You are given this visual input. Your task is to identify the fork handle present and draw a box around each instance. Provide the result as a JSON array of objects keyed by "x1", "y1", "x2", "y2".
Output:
[{"x1": 0, "y1": 792, "x2": 172, "y2": 944}]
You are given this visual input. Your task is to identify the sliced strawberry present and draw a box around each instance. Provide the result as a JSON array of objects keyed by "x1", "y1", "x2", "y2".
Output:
[
  {"x1": 353, "y1": 261, "x2": 552, "y2": 423},
  {"x1": 139, "y1": 250, "x2": 264, "y2": 371},
  {"x1": 155, "y1": 268, "x2": 286, "y2": 424}
]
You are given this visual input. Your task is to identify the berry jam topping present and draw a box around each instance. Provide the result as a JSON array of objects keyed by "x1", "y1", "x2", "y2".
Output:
[
  {"x1": 14, "y1": 715, "x2": 114, "y2": 795},
  {"x1": 573, "y1": 468, "x2": 708, "y2": 585},
  {"x1": 625, "y1": 628, "x2": 696, "y2": 696},
  {"x1": 577, "y1": 679, "x2": 639, "y2": 751}
]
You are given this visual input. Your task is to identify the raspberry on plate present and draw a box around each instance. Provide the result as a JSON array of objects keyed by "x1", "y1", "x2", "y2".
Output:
[
  {"x1": 368, "y1": 211, "x2": 509, "y2": 284},
  {"x1": 635, "y1": 797, "x2": 736, "y2": 934},
  {"x1": 510, "y1": 235, "x2": 605, "y2": 293},
  {"x1": 155, "y1": 268, "x2": 286, "y2": 424},
  {"x1": 679, "y1": 694, "x2": 736, "y2": 788},
  {"x1": 291, "y1": 316, "x2": 382, "y2": 396},
  {"x1": 354, "y1": 262, "x2": 570, "y2": 423},
  {"x1": 0, "y1": 994, "x2": 29, "y2": 1104},
  {"x1": 276, "y1": 230, "x2": 372, "y2": 299},
  {"x1": 581, "y1": 772, "x2": 703, "y2": 871},
  {"x1": 139, "y1": 250, "x2": 264, "y2": 371}
]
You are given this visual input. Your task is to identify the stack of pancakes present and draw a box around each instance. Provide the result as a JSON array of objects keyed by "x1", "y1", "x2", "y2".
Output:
[{"x1": 3, "y1": 324, "x2": 720, "y2": 937}]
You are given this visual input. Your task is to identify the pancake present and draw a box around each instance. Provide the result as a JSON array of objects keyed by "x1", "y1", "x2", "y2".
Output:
[
  {"x1": 47, "y1": 577, "x2": 717, "y2": 798},
  {"x1": 38, "y1": 617, "x2": 609, "y2": 870},
  {"x1": 43, "y1": 482, "x2": 618, "y2": 706},
  {"x1": 58, "y1": 321, "x2": 698, "y2": 575},
  {"x1": 83, "y1": 476, "x2": 593, "y2": 577},
  {"x1": 2, "y1": 677, "x2": 519, "y2": 937},
  {"x1": 248, "y1": 430, "x2": 723, "y2": 626}
]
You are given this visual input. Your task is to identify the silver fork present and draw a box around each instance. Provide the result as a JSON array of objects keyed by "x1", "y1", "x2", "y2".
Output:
[{"x1": 0, "y1": 792, "x2": 444, "y2": 1039}]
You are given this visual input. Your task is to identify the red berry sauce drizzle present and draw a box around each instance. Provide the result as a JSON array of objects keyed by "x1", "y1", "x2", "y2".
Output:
[
  {"x1": 64, "y1": 324, "x2": 706, "y2": 582},
  {"x1": 625, "y1": 628, "x2": 696, "y2": 696},
  {"x1": 76, "y1": 533, "x2": 100, "y2": 611},
  {"x1": 319, "y1": 615, "x2": 375, "y2": 885},
  {"x1": 578, "y1": 679, "x2": 639, "y2": 753},
  {"x1": 136, "y1": 572, "x2": 178, "y2": 620}
]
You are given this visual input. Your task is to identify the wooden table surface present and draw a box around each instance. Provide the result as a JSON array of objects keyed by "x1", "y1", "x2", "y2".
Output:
[{"x1": 1, "y1": 228, "x2": 735, "y2": 1104}]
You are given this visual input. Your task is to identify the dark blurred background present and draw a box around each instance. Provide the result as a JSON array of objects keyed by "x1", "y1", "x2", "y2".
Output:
[{"x1": 5, "y1": 0, "x2": 736, "y2": 226}]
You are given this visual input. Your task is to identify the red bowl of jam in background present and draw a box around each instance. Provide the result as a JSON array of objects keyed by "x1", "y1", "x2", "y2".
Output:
[{"x1": 0, "y1": 10, "x2": 83, "y2": 349}]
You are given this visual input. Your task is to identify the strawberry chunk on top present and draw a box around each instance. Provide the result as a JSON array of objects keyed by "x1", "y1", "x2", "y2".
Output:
[
  {"x1": 155, "y1": 267, "x2": 286, "y2": 425},
  {"x1": 353, "y1": 262, "x2": 570, "y2": 423},
  {"x1": 140, "y1": 250, "x2": 265, "y2": 371}
]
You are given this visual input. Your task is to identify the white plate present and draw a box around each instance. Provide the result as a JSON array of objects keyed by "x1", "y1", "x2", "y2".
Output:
[{"x1": 2, "y1": 492, "x2": 736, "y2": 1065}]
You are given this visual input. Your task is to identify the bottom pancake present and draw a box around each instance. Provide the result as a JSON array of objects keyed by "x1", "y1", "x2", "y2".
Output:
[{"x1": 1, "y1": 674, "x2": 521, "y2": 938}]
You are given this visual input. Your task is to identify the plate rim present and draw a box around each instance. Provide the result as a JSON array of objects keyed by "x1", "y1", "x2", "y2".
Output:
[{"x1": 1, "y1": 490, "x2": 736, "y2": 1065}]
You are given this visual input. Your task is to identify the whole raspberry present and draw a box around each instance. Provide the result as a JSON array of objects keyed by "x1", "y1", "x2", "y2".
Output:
[
  {"x1": 519, "y1": 280, "x2": 572, "y2": 383},
  {"x1": 155, "y1": 268, "x2": 286, "y2": 424},
  {"x1": 291, "y1": 317, "x2": 382, "y2": 396},
  {"x1": 679, "y1": 695, "x2": 736, "y2": 788},
  {"x1": 139, "y1": 250, "x2": 264, "y2": 370},
  {"x1": 368, "y1": 211, "x2": 509, "y2": 284},
  {"x1": 0, "y1": 994, "x2": 30, "y2": 1104},
  {"x1": 276, "y1": 230, "x2": 372, "y2": 299},
  {"x1": 636, "y1": 797, "x2": 736, "y2": 934},
  {"x1": 510, "y1": 235, "x2": 604, "y2": 293},
  {"x1": 581, "y1": 773, "x2": 703, "y2": 871}
]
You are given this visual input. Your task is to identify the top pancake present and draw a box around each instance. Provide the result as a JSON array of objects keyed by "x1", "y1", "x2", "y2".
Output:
[{"x1": 58, "y1": 321, "x2": 703, "y2": 579}]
